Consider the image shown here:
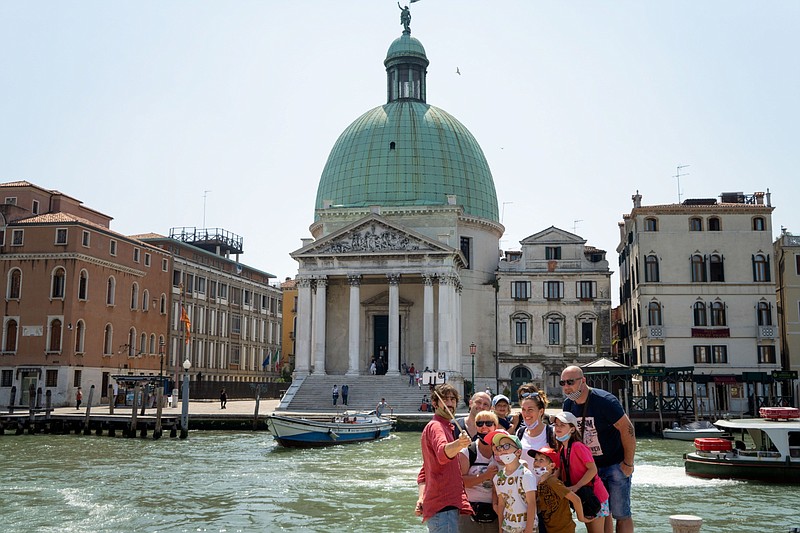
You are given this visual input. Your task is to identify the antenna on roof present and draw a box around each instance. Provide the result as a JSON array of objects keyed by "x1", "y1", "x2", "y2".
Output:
[
  {"x1": 674, "y1": 165, "x2": 689, "y2": 203},
  {"x1": 501, "y1": 202, "x2": 513, "y2": 224},
  {"x1": 203, "y1": 190, "x2": 212, "y2": 228},
  {"x1": 572, "y1": 219, "x2": 583, "y2": 233}
]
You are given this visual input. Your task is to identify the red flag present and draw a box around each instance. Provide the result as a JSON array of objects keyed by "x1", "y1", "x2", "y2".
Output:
[{"x1": 180, "y1": 305, "x2": 191, "y2": 344}]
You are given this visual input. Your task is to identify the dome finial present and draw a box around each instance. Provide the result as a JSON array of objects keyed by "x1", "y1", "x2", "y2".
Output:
[{"x1": 398, "y1": 2, "x2": 411, "y2": 35}]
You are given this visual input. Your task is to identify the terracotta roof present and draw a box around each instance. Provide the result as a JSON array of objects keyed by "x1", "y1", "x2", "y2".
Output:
[
  {"x1": 128, "y1": 232, "x2": 166, "y2": 240},
  {"x1": 13, "y1": 212, "x2": 103, "y2": 227}
]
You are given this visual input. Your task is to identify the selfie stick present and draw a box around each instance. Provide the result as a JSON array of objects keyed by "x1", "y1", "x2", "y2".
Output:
[{"x1": 432, "y1": 389, "x2": 464, "y2": 436}]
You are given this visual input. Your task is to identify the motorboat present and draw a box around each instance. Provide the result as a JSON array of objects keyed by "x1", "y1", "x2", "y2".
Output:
[
  {"x1": 663, "y1": 420, "x2": 727, "y2": 441},
  {"x1": 266, "y1": 411, "x2": 393, "y2": 448},
  {"x1": 684, "y1": 407, "x2": 800, "y2": 483}
]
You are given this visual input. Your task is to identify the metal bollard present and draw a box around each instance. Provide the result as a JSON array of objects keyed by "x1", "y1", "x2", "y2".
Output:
[{"x1": 669, "y1": 515, "x2": 703, "y2": 533}]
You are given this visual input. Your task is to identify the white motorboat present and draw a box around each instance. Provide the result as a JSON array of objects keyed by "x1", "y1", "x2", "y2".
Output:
[{"x1": 663, "y1": 420, "x2": 727, "y2": 441}]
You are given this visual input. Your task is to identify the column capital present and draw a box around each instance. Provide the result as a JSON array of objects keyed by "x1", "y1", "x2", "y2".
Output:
[
  {"x1": 297, "y1": 277, "x2": 313, "y2": 288},
  {"x1": 387, "y1": 273, "x2": 401, "y2": 286},
  {"x1": 347, "y1": 275, "x2": 362, "y2": 287},
  {"x1": 422, "y1": 274, "x2": 435, "y2": 286},
  {"x1": 314, "y1": 276, "x2": 328, "y2": 288}
]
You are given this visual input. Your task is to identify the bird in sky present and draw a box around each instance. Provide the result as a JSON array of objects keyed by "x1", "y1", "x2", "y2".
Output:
[{"x1": 456, "y1": 67, "x2": 461, "y2": 75}]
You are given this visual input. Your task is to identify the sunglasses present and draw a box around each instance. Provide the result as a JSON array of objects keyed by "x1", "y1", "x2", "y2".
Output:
[
  {"x1": 559, "y1": 378, "x2": 580, "y2": 386},
  {"x1": 494, "y1": 442, "x2": 517, "y2": 451},
  {"x1": 475, "y1": 420, "x2": 495, "y2": 427},
  {"x1": 520, "y1": 391, "x2": 540, "y2": 399}
]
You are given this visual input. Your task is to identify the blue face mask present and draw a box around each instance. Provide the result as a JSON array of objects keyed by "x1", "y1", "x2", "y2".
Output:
[{"x1": 556, "y1": 433, "x2": 572, "y2": 443}]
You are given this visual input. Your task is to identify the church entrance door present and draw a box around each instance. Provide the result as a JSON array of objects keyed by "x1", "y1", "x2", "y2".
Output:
[{"x1": 372, "y1": 315, "x2": 401, "y2": 375}]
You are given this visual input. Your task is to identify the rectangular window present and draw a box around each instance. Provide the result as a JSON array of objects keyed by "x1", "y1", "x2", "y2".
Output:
[
  {"x1": 109, "y1": 240, "x2": 117, "y2": 256},
  {"x1": 460, "y1": 236, "x2": 472, "y2": 269},
  {"x1": 46, "y1": 369, "x2": 58, "y2": 387},
  {"x1": 230, "y1": 287, "x2": 241, "y2": 305},
  {"x1": 162, "y1": 258, "x2": 169, "y2": 272},
  {"x1": 548, "y1": 322, "x2": 560, "y2": 345},
  {"x1": 11, "y1": 229, "x2": 24, "y2": 246},
  {"x1": 515, "y1": 321, "x2": 528, "y2": 344},
  {"x1": 544, "y1": 281, "x2": 563, "y2": 300},
  {"x1": 82, "y1": 230, "x2": 90, "y2": 247},
  {"x1": 0, "y1": 231, "x2": 4, "y2": 246},
  {"x1": 231, "y1": 314, "x2": 242, "y2": 334},
  {"x1": 209, "y1": 280, "x2": 217, "y2": 301},
  {"x1": 1, "y1": 369, "x2": 12, "y2": 387},
  {"x1": 647, "y1": 345, "x2": 665, "y2": 363},
  {"x1": 144, "y1": 253, "x2": 151, "y2": 267},
  {"x1": 32, "y1": 199, "x2": 40, "y2": 214},
  {"x1": 244, "y1": 289, "x2": 251, "y2": 306},
  {"x1": 577, "y1": 281, "x2": 596, "y2": 300},
  {"x1": 545, "y1": 246, "x2": 561, "y2": 260},
  {"x1": 712, "y1": 345, "x2": 728, "y2": 364},
  {"x1": 581, "y1": 322, "x2": 593, "y2": 345},
  {"x1": 757, "y1": 345, "x2": 776, "y2": 364},
  {"x1": 133, "y1": 248, "x2": 140, "y2": 263},
  {"x1": 74, "y1": 369, "x2": 82, "y2": 387},
  {"x1": 173, "y1": 269, "x2": 182, "y2": 287},
  {"x1": 55, "y1": 228, "x2": 68, "y2": 244},
  {"x1": 693, "y1": 346, "x2": 710, "y2": 364},
  {"x1": 185, "y1": 274, "x2": 194, "y2": 294},
  {"x1": 196, "y1": 277, "x2": 206, "y2": 295},
  {"x1": 230, "y1": 344, "x2": 241, "y2": 365},
  {"x1": 218, "y1": 283, "x2": 228, "y2": 300},
  {"x1": 511, "y1": 281, "x2": 530, "y2": 300},
  {"x1": 5, "y1": 197, "x2": 17, "y2": 205},
  {"x1": 796, "y1": 254, "x2": 800, "y2": 275}
]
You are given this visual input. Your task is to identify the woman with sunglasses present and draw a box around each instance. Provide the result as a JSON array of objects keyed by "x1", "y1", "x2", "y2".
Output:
[
  {"x1": 457, "y1": 410, "x2": 500, "y2": 531},
  {"x1": 516, "y1": 385, "x2": 557, "y2": 472}
]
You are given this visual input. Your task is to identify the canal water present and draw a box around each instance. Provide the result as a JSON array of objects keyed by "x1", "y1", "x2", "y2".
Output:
[{"x1": 1, "y1": 432, "x2": 798, "y2": 532}]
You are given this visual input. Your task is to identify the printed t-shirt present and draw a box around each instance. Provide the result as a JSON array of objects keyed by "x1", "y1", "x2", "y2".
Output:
[
  {"x1": 493, "y1": 462, "x2": 537, "y2": 533},
  {"x1": 536, "y1": 475, "x2": 576, "y2": 533},
  {"x1": 563, "y1": 388, "x2": 625, "y2": 468}
]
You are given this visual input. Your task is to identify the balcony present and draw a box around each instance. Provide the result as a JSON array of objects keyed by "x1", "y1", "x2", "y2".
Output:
[
  {"x1": 644, "y1": 326, "x2": 664, "y2": 339},
  {"x1": 758, "y1": 325, "x2": 776, "y2": 339}
]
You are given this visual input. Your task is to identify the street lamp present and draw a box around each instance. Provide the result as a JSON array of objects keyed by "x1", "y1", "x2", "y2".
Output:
[
  {"x1": 180, "y1": 358, "x2": 191, "y2": 438},
  {"x1": 470, "y1": 342, "x2": 477, "y2": 397},
  {"x1": 158, "y1": 338, "x2": 166, "y2": 382}
]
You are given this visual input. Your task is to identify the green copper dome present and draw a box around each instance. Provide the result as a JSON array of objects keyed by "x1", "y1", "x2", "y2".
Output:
[{"x1": 314, "y1": 31, "x2": 499, "y2": 223}]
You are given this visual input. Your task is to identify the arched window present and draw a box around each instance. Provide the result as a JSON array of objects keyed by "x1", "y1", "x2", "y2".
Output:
[
  {"x1": 693, "y1": 302, "x2": 707, "y2": 327},
  {"x1": 142, "y1": 289, "x2": 149, "y2": 312},
  {"x1": 78, "y1": 270, "x2": 88, "y2": 300},
  {"x1": 708, "y1": 217, "x2": 721, "y2": 231},
  {"x1": 644, "y1": 255, "x2": 659, "y2": 282},
  {"x1": 48, "y1": 318, "x2": 62, "y2": 352},
  {"x1": 75, "y1": 320, "x2": 85, "y2": 353},
  {"x1": 757, "y1": 302, "x2": 772, "y2": 326},
  {"x1": 149, "y1": 334, "x2": 156, "y2": 354},
  {"x1": 4, "y1": 319, "x2": 18, "y2": 352},
  {"x1": 711, "y1": 302, "x2": 726, "y2": 326},
  {"x1": 644, "y1": 218, "x2": 658, "y2": 231},
  {"x1": 131, "y1": 282, "x2": 139, "y2": 310},
  {"x1": 648, "y1": 301, "x2": 662, "y2": 326},
  {"x1": 51, "y1": 267, "x2": 66, "y2": 299},
  {"x1": 689, "y1": 218, "x2": 703, "y2": 231},
  {"x1": 104, "y1": 324, "x2": 113, "y2": 355},
  {"x1": 107, "y1": 277, "x2": 116, "y2": 305},
  {"x1": 128, "y1": 329, "x2": 136, "y2": 356},
  {"x1": 8, "y1": 268, "x2": 21, "y2": 299},
  {"x1": 160, "y1": 294, "x2": 167, "y2": 315},
  {"x1": 753, "y1": 254, "x2": 770, "y2": 282},
  {"x1": 140, "y1": 332, "x2": 147, "y2": 355},
  {"x1": 511, "y1": 312, "x2": 531, "y2": 345},
  {"x1": 709, "y1": 254, "x2": 725, "y2": 282},
  {"x1": 691, "y1": 255, "x2": 707, "y2": 282}
]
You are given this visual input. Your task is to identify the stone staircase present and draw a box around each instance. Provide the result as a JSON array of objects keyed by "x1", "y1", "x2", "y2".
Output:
[{"x1": 276, "y1": 374, "x2": 465, "y2": 414}]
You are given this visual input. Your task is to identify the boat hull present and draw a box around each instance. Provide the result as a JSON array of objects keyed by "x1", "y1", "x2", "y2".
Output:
[
  {"x1": 267, "y1": 414, "x2": 392, "y2": 448},
  {"x1": 684, "y1": 452, "x2": 800, "y2": 484},
  {"x1": 663, "y1": 429, "x2": 726, "y2": 441}
]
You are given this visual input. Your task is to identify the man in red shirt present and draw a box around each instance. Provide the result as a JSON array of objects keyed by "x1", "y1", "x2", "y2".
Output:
[{"x1": 416, "y1": 383, "x2": 473, "y2": 531}]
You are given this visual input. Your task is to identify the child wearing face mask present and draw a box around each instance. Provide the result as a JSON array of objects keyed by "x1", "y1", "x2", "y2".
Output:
[
  {"x1": 552, "y1": 412, "x2": 609, "y2": 533},
  {"x1": 487, "y1": 430, "x2": 538, "y2": 533},
  {"x1": 529, "y1": 447, "x2": 593, "y2": 533}
]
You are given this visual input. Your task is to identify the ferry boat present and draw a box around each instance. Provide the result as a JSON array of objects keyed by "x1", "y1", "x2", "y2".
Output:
[
  {"x1": 684, "y1": 407, "x2": 800, "y2": 483},
  {"x1": 663, "y1": 420, "x2": 727, "y2": 441},
  {"x1": 266, "y1": 411, "x2": 393, "y2": 448}
]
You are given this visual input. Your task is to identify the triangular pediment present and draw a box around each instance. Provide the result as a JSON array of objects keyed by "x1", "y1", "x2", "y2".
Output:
[
  {"x1": 291, "y1": 214, "x2": 457, "y2": 258},
  {"x1": 520, "y1": 226, "x2": 586, "y2": 245}
]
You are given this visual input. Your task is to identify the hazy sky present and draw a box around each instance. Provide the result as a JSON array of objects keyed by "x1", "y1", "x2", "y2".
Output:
[{"x1": 3, "y1": 2, "x2": 798, "y2": 302}]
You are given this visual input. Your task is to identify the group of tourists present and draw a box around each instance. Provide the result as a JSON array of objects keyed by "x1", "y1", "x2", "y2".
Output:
[{"x1": 416, "y1": 365, "x2": 636, "y2": 533}]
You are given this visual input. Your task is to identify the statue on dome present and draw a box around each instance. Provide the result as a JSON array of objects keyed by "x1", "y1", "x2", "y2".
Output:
[{"x1": 398, "y1": 2, "x2": 411, "y2": 34}]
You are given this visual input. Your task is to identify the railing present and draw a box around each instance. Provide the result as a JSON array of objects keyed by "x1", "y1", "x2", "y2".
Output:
[
  {"x1": 630, "y1": 394, "x2": 695, "y2": 415},
  {"x1": 758, "y1": 325, "x2": 776, "y2": 339}
]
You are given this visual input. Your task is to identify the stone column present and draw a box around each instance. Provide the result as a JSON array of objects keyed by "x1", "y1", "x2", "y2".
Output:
[
  {"x1": 387, "y1": 274, "x2": 401, "y2": 376},
  {"x1": 294, "y1": 277, "x2": 313, "y2": 376},
  {"x1": 437, "y1": 275, "x2": 451, "y2": 371},
  {"x1": 346, "y1": 275, "x2": 361, "y2": 376},
  {"x1": 312, "y1": 277, "x2": 327, "y2": 375},
  {"x1": 423, "y1": 274, "x2": 435, "y2": 372}
]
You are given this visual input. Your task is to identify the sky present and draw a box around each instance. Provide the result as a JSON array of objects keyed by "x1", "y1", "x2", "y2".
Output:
[{"x1": 2, "y1": 1, "x2": 799, "y2": 303}]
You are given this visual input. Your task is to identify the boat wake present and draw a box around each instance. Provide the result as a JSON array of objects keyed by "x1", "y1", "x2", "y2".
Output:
[{"x1": 633, "y1": 464, "x2": 741, "y2": 488}]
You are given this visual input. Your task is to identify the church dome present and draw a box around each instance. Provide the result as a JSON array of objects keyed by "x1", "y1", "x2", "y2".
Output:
[{"x1": 314, "y1": 31, "x2": 499, "y2": 223}]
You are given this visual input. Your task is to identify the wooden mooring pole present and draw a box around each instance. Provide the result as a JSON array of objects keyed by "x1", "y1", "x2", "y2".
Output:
[
  {"x1": 83, "y1": 385, "x2": 95, "y2": 435},
  {"x1": 128, "y1": 384, "x2": 140, "y2": 438}
]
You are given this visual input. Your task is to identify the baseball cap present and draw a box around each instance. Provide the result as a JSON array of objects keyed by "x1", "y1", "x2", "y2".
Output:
[
  {"x1": 554, "y1": 411, "x2": 579, "y2": 426},
  {"x1": 528, "y1": 446, "x2": 560, "y2": 468},
  {"x1": 486, "y1": 429, "x2": 522, "y2": 449},
  {"x1": 492, "y1": 394, "x2": 510, "y2": 407}
]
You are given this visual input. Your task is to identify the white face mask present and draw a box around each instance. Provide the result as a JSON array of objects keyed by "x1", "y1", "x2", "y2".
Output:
[
  {"x1": 533, "y1": 466, "x2": 549, "y2": 477},
  {"x1": 525, "y1": 419, "x2": 540, "y2": 431},
  {"x1": 497, "y1": 452, "x2": 518, "y2": 465}
]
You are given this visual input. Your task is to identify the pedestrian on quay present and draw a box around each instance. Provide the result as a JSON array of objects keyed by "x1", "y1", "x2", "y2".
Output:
[
  {"x1": 341, "y1": 384, "x2": 349, "y2": 406},
  {"x1": 560, "y1": 365, "x2": 635, "y2": 533},
  {"x1": 76, "y1": 387, "x2": 83, "y2": 409},
  {"x1": 416, "y1": 369, "x2": 422, "y2": 389},
  {"x1": 220, "y1": 388, "x2": 227, "y2": 409},
  {"x1": 370, "y1": 359, "x2": 377, "y2": 375},
  {"x1": 415, "y1": 383, "x2": 473, "y2": 531},
  {"x1": 332, "y1": 384, "x2": 339, "y2": 406},
  {"x1": 408, "y1": 363, "x2": 416, "y2": 386},
  {"x1": 376, "y1": 397, "x2": 392, "y2": 417}
]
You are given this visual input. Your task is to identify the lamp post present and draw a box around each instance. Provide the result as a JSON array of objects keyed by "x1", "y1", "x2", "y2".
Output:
[
  {"x1": 180, "y1": 358, "x2": 191, "y2": 438},
  {"x1": 158, "y1": 339, "x2": 165, "y2": 387},
  {"x1": 469, "y1": 342, "x2": 477, "y2": 397}
]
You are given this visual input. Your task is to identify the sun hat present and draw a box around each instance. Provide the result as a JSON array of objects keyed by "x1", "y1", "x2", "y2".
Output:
[
  {"x1": 492, "y1": 394, "x2": 510, "y2": 407},
  {"x1": 528, "y1": 446, "x2": 560, "y2": 468},
  {"x1": 554, "y1": 411, "x2": 579, "y2": 426}
]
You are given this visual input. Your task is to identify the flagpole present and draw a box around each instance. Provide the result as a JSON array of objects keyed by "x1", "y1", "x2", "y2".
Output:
[{"x1": 174, "y1": 283, "x2": 184, "y2": 403}]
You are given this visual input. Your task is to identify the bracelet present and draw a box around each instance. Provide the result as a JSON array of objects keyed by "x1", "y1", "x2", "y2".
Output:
[{"x1": 622, "y1": 461, "x2": 634, "y2": 467}]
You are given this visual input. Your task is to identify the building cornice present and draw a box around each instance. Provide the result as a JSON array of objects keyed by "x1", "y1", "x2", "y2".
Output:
[{"x1": 0, "y1": 252, "x2": 145, "y2": 277}]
